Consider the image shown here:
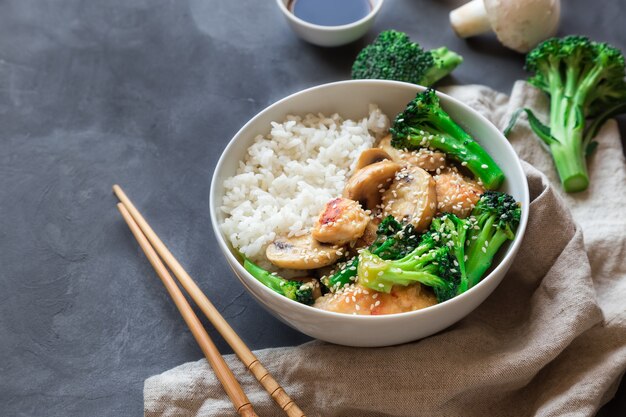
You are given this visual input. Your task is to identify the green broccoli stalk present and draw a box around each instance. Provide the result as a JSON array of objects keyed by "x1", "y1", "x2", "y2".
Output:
[
  {"x1": 464, "y1": 191, "x2": 521, "y2": 287},
  {"x1": 520, "y1": 35, "x2": 626, "y2": 192},
  {"x1": 326, "y1": 216, "x2": 420, "y2": 290},
  {"x1": 351, "y1": 30, "x2": 463, "y2": 86},
  {"x1": 243, "y1": 258, "x2": 314, "y2": 305},
  {"x1": 423, "y1": 47, "x2": 464, "y2": 86},
  {"x1": 357, "y1": 241, "x2": 460, "y2": 303},
  {"x1": 390, "y1": 89, "x2": 505, "y2": 189}
]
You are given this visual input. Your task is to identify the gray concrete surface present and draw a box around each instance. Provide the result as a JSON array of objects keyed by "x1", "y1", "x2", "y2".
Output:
[{"x1": 0, "y1": 0, "x2": 624, "y2": 415}]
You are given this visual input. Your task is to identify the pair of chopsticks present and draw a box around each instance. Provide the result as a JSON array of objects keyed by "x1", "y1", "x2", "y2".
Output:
[{"x1": 113, "y1": 185, "x2": 305, "y2": 417}]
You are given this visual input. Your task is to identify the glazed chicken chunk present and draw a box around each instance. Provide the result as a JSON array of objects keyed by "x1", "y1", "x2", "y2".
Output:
[
  {"x1": 434, "y1": 168, "x2": 485, "y2": 218},
  {"x1": 312, "y1": 197, "x2": 370, "y2": 245},
  {"x1": 314, "y1": 283, "x2": 437, "y2": 315}
]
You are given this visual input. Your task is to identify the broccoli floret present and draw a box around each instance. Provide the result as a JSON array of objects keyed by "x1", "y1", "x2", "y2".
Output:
[
  {"x1": 356, "y1": 192, "x2": 521, "y2": 303},
  {"x1": 326, "y1": 216, "x2": 421, "y2": 290},
  {"x1": 390, "y1": 89, "x2": 505, "y2": 189},
  {"x1": 351, "y1": 30, "x2": 463, "y2": 86},
  {"x1": 464, "y1": 191, "x2": 521, "y2": 287},
  {"x1": 325, "y1": 256, "x2": 359, "y2": 290},
  {"x1": 520, "y1": 35, "x2": 626, "y2": 192},
  {"x1": 243, "y1": 258, "x2": 314, "y2": 305},
  {"x1": 429, "y1": 213, "x2": 470, "y2": 293},
  {"x1": 369, "y1": 216, "x2": 422, "y2": 260},
  {"x1": 357, "y1": 242, "x2": 460, "y2": 303}
]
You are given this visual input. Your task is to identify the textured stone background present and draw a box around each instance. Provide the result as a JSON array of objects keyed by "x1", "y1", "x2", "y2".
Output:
[{"x1": 0, "y1": 0, "x2": 623, "y2": 415}]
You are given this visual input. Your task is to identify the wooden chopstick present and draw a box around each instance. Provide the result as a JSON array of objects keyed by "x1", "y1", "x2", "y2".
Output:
[
  {"x1": 117, "y1": 203, "x2": 258, "y2": 417},
  {"x1": 113, "y1": 185, "x2": 305, "y2": 417}
]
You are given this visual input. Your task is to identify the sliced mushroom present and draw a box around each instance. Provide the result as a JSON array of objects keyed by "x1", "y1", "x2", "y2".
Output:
[
  {"x1": 382, "y1": 165, "x2": 438, "y2": 231},
  {"x1": 343, "y1": 160, "x2": 401, "y2": 211},
  {"x1": 290, "y1": 277, "x2": 323, "y2": 300},
  {"x1": 434, "y1": 168, "x2": 485, "y2": 218},
  {"x1": 378, "y1": 134, "x2": 447, "y2": 172},
  {"x1": 312, "y1": 197, "x2": 370, "y2": 245},
  {"x1": 354, "y1": 148, "x2": 392, "y2": 171},
  {"x1": 266, "y1": 233, "x2": 344, "y2": 270}
]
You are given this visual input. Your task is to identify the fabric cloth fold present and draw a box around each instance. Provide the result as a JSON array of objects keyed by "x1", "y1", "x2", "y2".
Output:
[{"x1": 144, "y1": 82, "x2": 626, "y2": 417}]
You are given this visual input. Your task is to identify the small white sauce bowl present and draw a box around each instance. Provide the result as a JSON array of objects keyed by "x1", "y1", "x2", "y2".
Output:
[
  {"x1": 210, "y1": 80, "x2": 529, "y2": 347},
  {"x1": 275, "y1": 0, "x2": 385, "y2": 47}
]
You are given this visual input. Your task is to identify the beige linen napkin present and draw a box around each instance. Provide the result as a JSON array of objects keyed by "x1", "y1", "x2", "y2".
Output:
[{"x1": 144, "y1": 82, "x2": 626, "y2": 417}]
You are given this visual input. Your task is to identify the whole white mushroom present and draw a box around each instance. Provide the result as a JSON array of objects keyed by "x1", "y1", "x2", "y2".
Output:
[{"x1": 449, "y1": 0, "x2": 561, "y2": 53}]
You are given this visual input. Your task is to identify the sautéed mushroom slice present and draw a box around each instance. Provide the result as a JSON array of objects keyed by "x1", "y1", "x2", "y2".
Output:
[
  {"x1": 354, "y1": 148, "x2": 392, "y2": 170},
  {"x1": 378, "y1": 134, "x2": 447, "y2": 172},
  {"x1": 266, "y1": 233, "x2": 344, "y2": 270},
  {"x1": 343, "y1": 160, "x2": 401, "y2": 211},
  {"x1": 382, "y1": 165, "x2": 438, "y2": 232}
]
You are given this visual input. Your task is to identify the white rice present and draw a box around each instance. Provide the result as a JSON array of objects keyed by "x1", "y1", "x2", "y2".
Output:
[{"x1": 221, "y1": 104, "x2": 389, "y2": 264}]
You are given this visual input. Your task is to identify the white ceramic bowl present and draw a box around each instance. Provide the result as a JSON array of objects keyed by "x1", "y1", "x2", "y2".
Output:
[
  {"x1": 210, "y1": 80, "x2": 529, "y2": 347},
  {"x1": 276, "y1": 0, "x2": 385, "y2": 47}
]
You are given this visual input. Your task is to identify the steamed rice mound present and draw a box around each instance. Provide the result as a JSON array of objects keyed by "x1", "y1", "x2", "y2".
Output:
[{"x1": 221, "y1": 105, "x2": 389, "y2": 264}]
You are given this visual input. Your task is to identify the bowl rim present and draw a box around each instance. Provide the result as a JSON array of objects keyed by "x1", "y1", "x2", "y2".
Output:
[
  {"x1": 275, "y1": 0, "x2": 385, "y2": 32},
  {"x1": 210, "y1": 79, "x2": 530, "y2": 322}
]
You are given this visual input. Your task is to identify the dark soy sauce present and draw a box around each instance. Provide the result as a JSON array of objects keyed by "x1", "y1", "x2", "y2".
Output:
[{"x1": 289, "y1": 0, "x2": 372, "y2": 27}]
